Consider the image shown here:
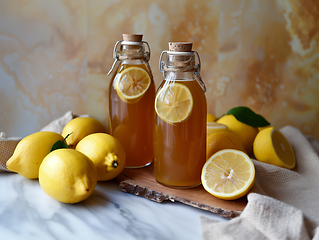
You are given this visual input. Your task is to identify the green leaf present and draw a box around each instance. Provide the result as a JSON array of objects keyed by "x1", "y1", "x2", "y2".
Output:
[
  {"x1": 226, "y1": 106, "x2": 270, "y2": 127},
  {"x1": 50, "y1": 133, "x2": 72, "y2": 152},
  {"x1": 50, "y1": 140, "x2": 68, "y2": 152}
]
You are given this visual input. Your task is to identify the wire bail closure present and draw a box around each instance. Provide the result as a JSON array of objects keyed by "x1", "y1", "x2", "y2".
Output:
[
  {"x1": 107, "y1": 40, "x2": 151, "y2": 76},
  {"x1": 159, "y1": 50, "x2": 206, "y2": 93}
]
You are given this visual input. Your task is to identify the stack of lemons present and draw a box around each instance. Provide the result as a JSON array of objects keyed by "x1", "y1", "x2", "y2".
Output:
[
  {"x1": 6, "y1": 117, "x2": 126, "y2": 204},
  {"x1": 202, "y1": 107, "x2": 296, "y2": 200}
]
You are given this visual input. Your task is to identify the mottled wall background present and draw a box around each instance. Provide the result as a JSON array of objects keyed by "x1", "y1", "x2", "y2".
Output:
[{"x1": 1, "y1": 0, "x2": 318, "y2": 140}]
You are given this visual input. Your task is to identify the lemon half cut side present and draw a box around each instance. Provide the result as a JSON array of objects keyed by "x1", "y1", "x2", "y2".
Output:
[
  {"x1": 115, "y1": 67, "x2": 151, "y2": 103},
  {"x1": 155, "y1": 83, "x2": 193, "y2": 124},
  {"x1": 253, "y1": 127, "x2": 296, "y2": 169},
  {"x1": 201, "y1": 149, "x2": 255, "y2": 200}
]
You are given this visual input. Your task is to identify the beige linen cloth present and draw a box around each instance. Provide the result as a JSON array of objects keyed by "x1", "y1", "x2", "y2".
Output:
[
  {"x1": 201, "y1": 126, "x2": 319, "y2": 240},
  {"x1": 1, "y1": 112, "x2": 319, "y2": 239}
]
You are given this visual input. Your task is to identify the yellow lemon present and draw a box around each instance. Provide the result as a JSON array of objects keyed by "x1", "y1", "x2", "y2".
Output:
[
  {"x1": 39, "y1": 149, "x2": 97, "y2": 204},
  {"x1": 115, "y1": 67, "x2": 151, "y2": 103},
  {"x1": 62, "y1": 117, "x2": 107, "y2": 149},
  {"x1": 258, "y1": 125, "x2": 272, "y2": 131},
  {"x1": 6, "y1": 131, "x2": 64, "y2": 179},
  {"x1": 217, "y1": 114, "x2": 258, "y2": 155},
  {"x1": 207, "y1": 130, "x2": 245, "y2": 160},
  {"x1": 253, "y1": 127, "x2": 296, "y2": 169},
  {"x1": 155, "y1": 83, "x2": 193, "y2": 124},
  {"x1": 207, "y1": 113, "x2": 217, "y2": 123},
  {"x1": 76, "y1": 133, "x2": 126, "y2": 181},
  {"x1": 201, "y1": 149, "x2": 255, "y2": 200},
  {"x1": 207, "y1": 122, "x2": 228, "y2": 137}
]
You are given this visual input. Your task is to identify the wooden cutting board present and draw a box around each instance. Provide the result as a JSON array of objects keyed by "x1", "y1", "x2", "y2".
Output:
[{"x1": 116, "y1": 163, "x2": 247, "y2": 219}]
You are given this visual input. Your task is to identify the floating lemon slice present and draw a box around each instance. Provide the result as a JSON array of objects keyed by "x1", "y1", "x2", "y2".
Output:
[
  {"x1": 115, "y1": 67, "x2": 151, "y2": 103},
  {"x1": 201, "y1": 149, "x2": 255, "y2": 200},
  {"x1": 155, "y1": 83, "x2": 193, "y2": 124},
  {"x1": 207, "y1": 122, "x2": 228, "y2": 137},
  {"x1": 253, "y1": 127, "x2": 296, "y2": 169}
]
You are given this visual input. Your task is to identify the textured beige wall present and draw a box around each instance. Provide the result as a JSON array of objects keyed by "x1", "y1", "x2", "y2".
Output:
[{"x1": 0, "y1": 0, "x2": 318, "y2": 140}]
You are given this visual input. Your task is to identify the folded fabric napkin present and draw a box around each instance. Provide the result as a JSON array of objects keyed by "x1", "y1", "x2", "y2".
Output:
[{"x1": 201, "y1": 126, "x2": 319, "y2": 240}]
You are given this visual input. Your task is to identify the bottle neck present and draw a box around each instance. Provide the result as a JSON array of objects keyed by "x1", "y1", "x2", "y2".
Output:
[
  {"x1": 119, "y1": 43, "x2": 149, "y2": 61},
  {"x1": 159, "y1": 51, "x2": 206, "y2": 92},
  {"x1": 107, "y1": 41, "x2": 150, "y2": 76},
  {"x1": 165, "y1": 52, "x2": 196, "y2": 70}
]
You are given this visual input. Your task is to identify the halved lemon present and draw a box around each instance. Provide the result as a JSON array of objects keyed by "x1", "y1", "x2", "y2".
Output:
[
  {"x1": 207, "y1": 122, "x2": 228, "y2": 137},
  {"x1": 201, "y1": 149, "x2": 255, "y2": 200},
  {"x1": 155, "y1": 83, "x2": 193, "y2": 124},
  {"x1": 253, "y1": 127, "x2": 296, "y2": 169},
  {"x1": 115, "y1": 67, "x2": 151, "y2": 103}
]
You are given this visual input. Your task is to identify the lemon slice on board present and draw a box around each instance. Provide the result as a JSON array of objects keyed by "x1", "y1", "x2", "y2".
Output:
[
  {"x1": 155, "y1": 83, "x2": 193, "y2": 124},
  {"x1": 201, "y1": 149, "x2": 255, "y2": 200},
  {"x1": 115, "y1": 67, "x2": 151, "y2": 103},
  {"x1": 253, "y1": 127, "x2": 296, "y2": 169}
]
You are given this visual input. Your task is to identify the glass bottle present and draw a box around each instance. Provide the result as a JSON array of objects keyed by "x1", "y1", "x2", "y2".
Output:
[
  {"x1": 108, "y1": 34, "x2": 155, "y2": 168},
  {"x1": 154, "y1": 42, "x2": 207, "y2": 188}
]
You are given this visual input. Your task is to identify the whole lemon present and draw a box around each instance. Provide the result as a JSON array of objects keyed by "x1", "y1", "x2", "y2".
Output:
[
  {"x1": 6, "y1": 131, "x2": 64, "y2": 179},
  {"x1": 217, "y1": 114, "x2": 258, "y2": 155},
  {"x1": 207, "y1": 130, "x2": 246, "y2": 160},
  {"x1": 39, "y1": 149, "x2": 97, "y2": 204},
  {"x1": 76, "y1": 133, "x2": 126, "y2": 181},
  {"x1": 207, "y1": 113, "x2": 217, "y2": 123},
  {"x1": 62, "y1": 117, "x2": 107, "y2": 149}
]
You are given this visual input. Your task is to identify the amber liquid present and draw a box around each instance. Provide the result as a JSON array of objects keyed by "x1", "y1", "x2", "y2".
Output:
[
  {"x1": 154, "y1": 79, "x2": 207, "y2": 188},
  {"x1": 109, "y1": 63, "x2": 155, "y2": 168}
]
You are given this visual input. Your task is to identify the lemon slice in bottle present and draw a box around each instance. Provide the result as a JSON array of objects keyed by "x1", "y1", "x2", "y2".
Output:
[
  {"x1": 201, "y1": 149, "x2": 255, "y2": 200},
  {"x1": 155, "y1": 83, "x2": 193, "y2": 124},
  {"x1": 115, "y1": 67, "x2": 151, "y2": 103}
]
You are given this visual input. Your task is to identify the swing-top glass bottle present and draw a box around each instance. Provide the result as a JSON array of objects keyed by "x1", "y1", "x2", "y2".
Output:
[
  {"x1": 108, "y1": 34, "x2": 155, "y2": 168},
  {"x1": 154, "y1": 42, "x2": 207, "y2": 188}
]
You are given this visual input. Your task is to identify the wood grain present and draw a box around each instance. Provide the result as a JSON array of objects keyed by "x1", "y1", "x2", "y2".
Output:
[{"x1": 116, "y1": 163, "x2": 247, "y2": 219}]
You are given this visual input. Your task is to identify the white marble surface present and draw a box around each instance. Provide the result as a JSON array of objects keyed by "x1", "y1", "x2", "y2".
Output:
[{"x1": 0, "y1": 172, "x2": 227, "y2": 240}]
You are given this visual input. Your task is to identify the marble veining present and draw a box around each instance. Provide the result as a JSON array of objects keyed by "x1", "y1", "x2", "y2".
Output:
[{"x1": 0, "y1": 173, "x2": 227, "y2": 240}]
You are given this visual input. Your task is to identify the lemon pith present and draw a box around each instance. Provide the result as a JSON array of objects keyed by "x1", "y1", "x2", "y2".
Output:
[
  {"x1": 202, "y1": 149, "x2": 255, "y2": 200},
  {"x1": 155, "y1": 83, "x2": 193, "y2": 124},
  {"x1": 115, "y1": 67, "x2": 151, "y2": 101}
]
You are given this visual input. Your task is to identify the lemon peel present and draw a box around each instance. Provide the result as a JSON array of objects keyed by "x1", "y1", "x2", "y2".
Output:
[
  {"x1": 39, "y1": 149, "x2": 97, "y2": 204},
  {"x1": 6, "y1": 131, "x2": 64, "y2": 179},
  {"x1": 76, "y1": 133, "x2": 126, "y2": 181}
]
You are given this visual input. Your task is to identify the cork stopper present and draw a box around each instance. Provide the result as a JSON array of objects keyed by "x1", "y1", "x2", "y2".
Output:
[
  {"x1": 123, "y1": 34, "x2": 143, "y2": 42},
  {"x1": 169, "y1": 42, "x2": 193, "y2": 52}
]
